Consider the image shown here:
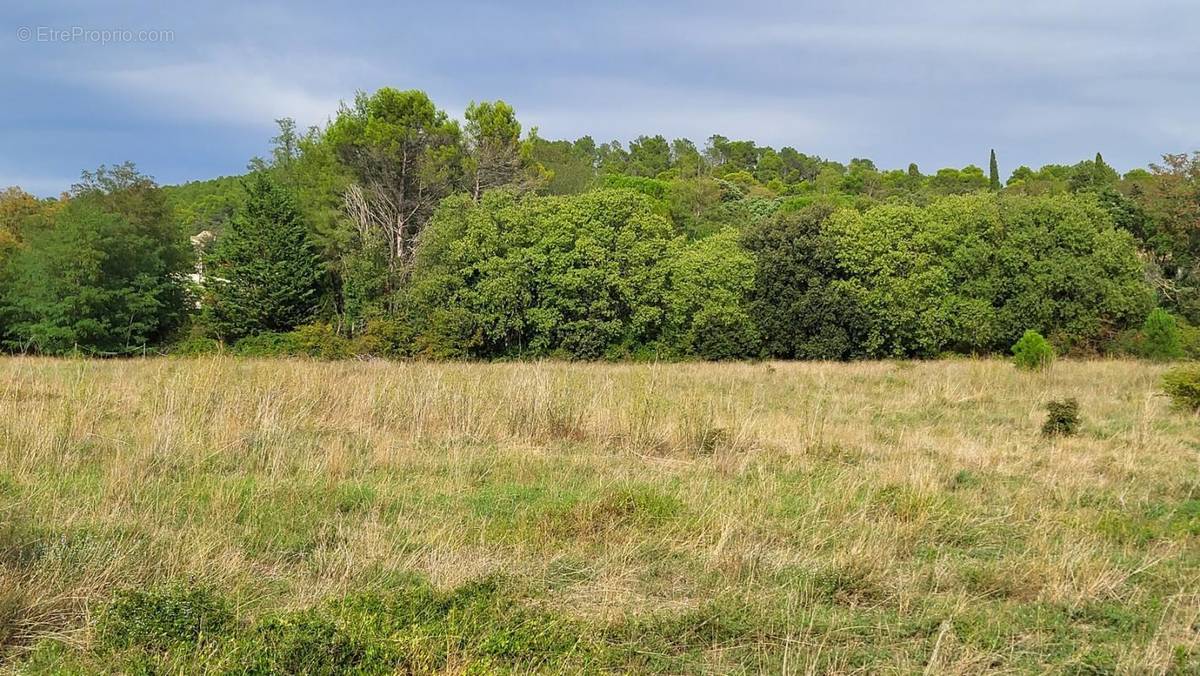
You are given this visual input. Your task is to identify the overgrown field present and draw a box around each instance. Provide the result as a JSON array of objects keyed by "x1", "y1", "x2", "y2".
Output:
[{"x1": 1, "y1": 358, "x2": 1198, "y2": 673}]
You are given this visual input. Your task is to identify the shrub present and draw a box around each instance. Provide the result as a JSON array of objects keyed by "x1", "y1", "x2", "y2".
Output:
[
  {"x1": 167, "y1": 335, "x2": 221, "y2": 357},
  {"x1": 1140, "y1": 308, "x2": 1185, "y2": 361},
  {"x1": 1108, "y1": 327, "x2": 1143, "y2": 357},
  {"x1": 415, "y1": 307, "x2": 481, "y2": 360},
  {"x1": 407, "y1": 190, "x2": 675, "y2": 359},
  {"x1": 232, "y1": 332, "x2": 300, "y2": 357},
  {"x1": 1180, "y1": 321, "x2": 1200, "y2": 359},
  {"x1": 691, "y1": 305, "x2": 760, "y2": 361},
  {"x1": 1042, "y1": 399, "x2": 1081, "y2": 437},
  {"x1": 743, "y1": 205, "x2": 868, "y2": 360},
  {"x1": 95, "y1": 586, "x2": 233, "y2": 652},
  {"x1": 665, "y1": 228, "x2": 759, "y2": 359},
  {"x1": 1162, "y1": 366, "x2": 1200, "y2": 413},
  {"x1": 291, "y1": 323, "x2": 351, "y2": 360},
  {"x1": 1012, "y1": 330, "x2": 1054, "y2": 371},
  {"x1": 601, "y1": 174, "x2": 668, "y2": 200},
  {"x1": 233, "y1": 611, "x2": 367, "y2": 674},
  {"x1": 350, "y1": 319, "x2": 416, "y2": 358}
]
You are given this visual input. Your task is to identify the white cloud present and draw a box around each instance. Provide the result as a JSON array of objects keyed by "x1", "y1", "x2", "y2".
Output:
[{"x1": 91, "y1": 49, "x2": 373, "y2": 129}]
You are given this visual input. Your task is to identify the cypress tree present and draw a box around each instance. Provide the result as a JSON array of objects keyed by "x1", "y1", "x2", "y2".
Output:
[
  {"x1": 1094, "y1": 152, "x2": 1111, "y2": 184},
  {"x1": 989, "y1": 149, "x2": 1001, "y2": 191},
  {"x1": 205, "y1": 172, "x2": 323, "y2": 341}
]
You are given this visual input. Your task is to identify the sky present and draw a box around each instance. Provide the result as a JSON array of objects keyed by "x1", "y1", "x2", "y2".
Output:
[{"x1": 3, "y1": 0, "x2": 1198, "y2": 196}]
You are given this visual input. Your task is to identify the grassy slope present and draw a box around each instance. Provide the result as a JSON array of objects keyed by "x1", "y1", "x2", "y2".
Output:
[{"x1": 0, "y1": 358, "x2": 1197, "y2": 673}]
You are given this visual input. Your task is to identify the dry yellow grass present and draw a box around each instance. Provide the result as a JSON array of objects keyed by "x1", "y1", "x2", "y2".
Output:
[{"x1": 1, "y1": 357, "x2": 1197, "y2": 673}]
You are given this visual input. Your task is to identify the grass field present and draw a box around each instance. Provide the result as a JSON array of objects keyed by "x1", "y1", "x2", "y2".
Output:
[{"x1": 1, "y1": 357, "x2": 1198, "y2": 673}]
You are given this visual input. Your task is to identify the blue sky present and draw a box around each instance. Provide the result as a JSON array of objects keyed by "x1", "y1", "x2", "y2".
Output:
[{"x1": 3, "y1": 0, "x2": 1198, "y2": 196}]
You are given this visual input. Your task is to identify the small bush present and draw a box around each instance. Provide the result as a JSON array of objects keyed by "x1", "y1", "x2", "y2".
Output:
[
  {"x1": 600, "y1": 174, "x2": 668, "y2": 200},
  {"x1": 291, "y1": 323, "x2": 351, "y2": 360},
  {"x1": 233, "y1": 611, "x2": 368, "y2": 674},
  {"x1": 1162, "y1": 366, "x2": 1200, "y2": 413},
  {"x1": 166, "y1": 335, "x2": 221, "y2": 357},
  {"x1": 1139, "y1": 308, "x2": 1184, "y2": 361},
  {"x1": 1042, "y1": 398, "x2": 1081, "y2": 437},
  {"x1": 350, "y1": 319, "x2": 416, "y2": 358},
  {"x1": 232, "y1": 332, "x2": 301, "y2": 357},
  {"x1": 690, "y1": 305, "x2": 760, "y2": 361},
  {"x1": 1180, "y1": 321, "x2": 1200, "y2": 359},
  {"x1": 95, "y1": 586, "x2": 233, "y2": 652},
  {"x1": 1012, "y1": 330, "x2": 1054, "y2": 371},
  {"x1": 415, "y1": 308, "x2": 480, "y2": 359}
]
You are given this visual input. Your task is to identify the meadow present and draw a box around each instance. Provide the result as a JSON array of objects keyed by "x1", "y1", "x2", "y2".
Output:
[{"x1": 0, "y1": 357, "x2": 1197, "y2": 673}]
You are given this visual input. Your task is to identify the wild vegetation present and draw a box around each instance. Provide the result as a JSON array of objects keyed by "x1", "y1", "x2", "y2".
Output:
[
  {"x1": 1, "y1": 357, "x2": 1198, "y2": 672},
  {"x1": 1, "y1": 88, "x2": 1199, "y2": 361},
  {"x1": 2, "y1": 86, "x2": 1198, "y2": 672}
]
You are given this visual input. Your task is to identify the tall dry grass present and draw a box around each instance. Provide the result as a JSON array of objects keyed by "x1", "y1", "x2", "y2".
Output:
[{"x1": 0, "y1": 357, "x2": 1197, "y2": 672}]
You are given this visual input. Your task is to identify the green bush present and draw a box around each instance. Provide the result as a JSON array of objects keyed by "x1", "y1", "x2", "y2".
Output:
[
  {"x1": 691, "y1": 305, "x2": 760, "y2": 360},
  {"x1": 350, "y1": 319, "x2": 416, "y2": 358},
  {"x1": 95, "y1": 586, "x2": 233, "y2": 652},
  {"x1": 1139, "y1": 308, "x2": 1185, "y2": 361},
  {"x1": 291, "y1": 323, "x2": 351, "y2": 360},
  {"x1": 601, "y1": 173, "x2": 668, "y2": 200},
  {"x1": 1107, "y1": 327, "x2": 1143, "y2": 357},
  {"x1": 1180, "y1": 321, "x2": 1200, "y2": 359},
  {"x1": 167, "y1": 335, "x2": 221, "y2": 356},
  {"x1": 1012, "y1": 330, "x2": 1054, "y2": 371},
  {"x1": 415, "y1": 307, "x2": 481, "y2": 359},
  {"x1": 1042, "y1": 399, "x2": 1081, "y2": 437},
  {"x1": 233, "y1": 611, "x2": 367, "y2": 674},
  {"x1": 232, "y1": 332, "x2": 301, "y2": 357},
  {"x1": 665, "y1": 228, "x2": 759, "y2": 359},
  {"x1": 1162, "y1": 366, "x2": 1200, "y2": 413},
  {"x1": 408, "y1": 190, "x2": 674, "y2": 360},
  {"x1": 743, "y1": 204, "x2": 868, "y2": 360}
]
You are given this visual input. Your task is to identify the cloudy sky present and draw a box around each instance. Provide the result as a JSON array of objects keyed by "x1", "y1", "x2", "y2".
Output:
[{"x1": 3, "y1": 0, "x2": 1198, "y2": 195}]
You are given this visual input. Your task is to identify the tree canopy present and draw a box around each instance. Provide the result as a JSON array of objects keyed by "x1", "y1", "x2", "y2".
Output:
[{"x1": 1, "y1": 87, "x2": 1194, "y2": 361}]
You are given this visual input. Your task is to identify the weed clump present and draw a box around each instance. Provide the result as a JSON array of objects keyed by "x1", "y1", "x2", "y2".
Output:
[
  {"x1": 563, "y1": 484, "x2": 683, "y2": 536},
  {"x1": 233, "y1": 611, "x2": 367, "y2": 674},
  {"x1": 80, "y1": 577, "x2": 589, "y2": 673},
  {"x1": 1041, "y1": 398, "x2": 1080, "y2": 437},
  {"x1": 1162, "y1": 365, "x2": 1200, "y2": 412},
  {"x1": 95, "y1": 586, "x2": 233, "y2": 652},
  {"x1": 1012, "y1": 330, "x2": 1054, "y2": 371}
]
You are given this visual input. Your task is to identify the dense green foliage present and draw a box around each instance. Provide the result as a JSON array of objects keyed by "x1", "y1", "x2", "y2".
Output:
[
  {"x1": 204, "y1": 173, "x2": 324, "y2": 341},
  {"x1": 96, "y1": 586, "x2": 233, "y2": 652},
  {"x1": 1012, "y1": 330, "x2": 1055, "y2": 371},
  {"x1": 1042, "y1": 398, "x2": 1081, "y2": 437},
  {"x1": 1161, "y1": 365, "x2": 1200, "y2": 412},
  {"x1": 25, "y1": 577, "x2": 806, "y2": 674},
  {"x1": 0, "y1": 165, "x2": 190, "y2": 354},
  {"x1": 1138, "y1": 308, "x2": 1185, "y2": 361},
  {"x1": 407, "y1": 190, "x2": 677, "y2": 359},
  {"x1": 1, "y1": 88, "x2": 1197, "y2": 360},
  {"x1": 743, "y1": 204, "x2": 866, "y2": 360}
]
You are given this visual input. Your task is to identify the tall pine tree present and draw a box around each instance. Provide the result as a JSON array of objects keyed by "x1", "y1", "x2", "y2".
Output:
[
  {"x1": 988, "y1": 149, "x2": 1001, "y2": 191},
  {"x1": 205, "y1": 173, "x2": 323, "y2": 341}
]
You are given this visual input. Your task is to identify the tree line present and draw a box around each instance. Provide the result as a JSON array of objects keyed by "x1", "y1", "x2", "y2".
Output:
[{"x1": 1, "y1": 87, "x2": 1197, "y2": 360}]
